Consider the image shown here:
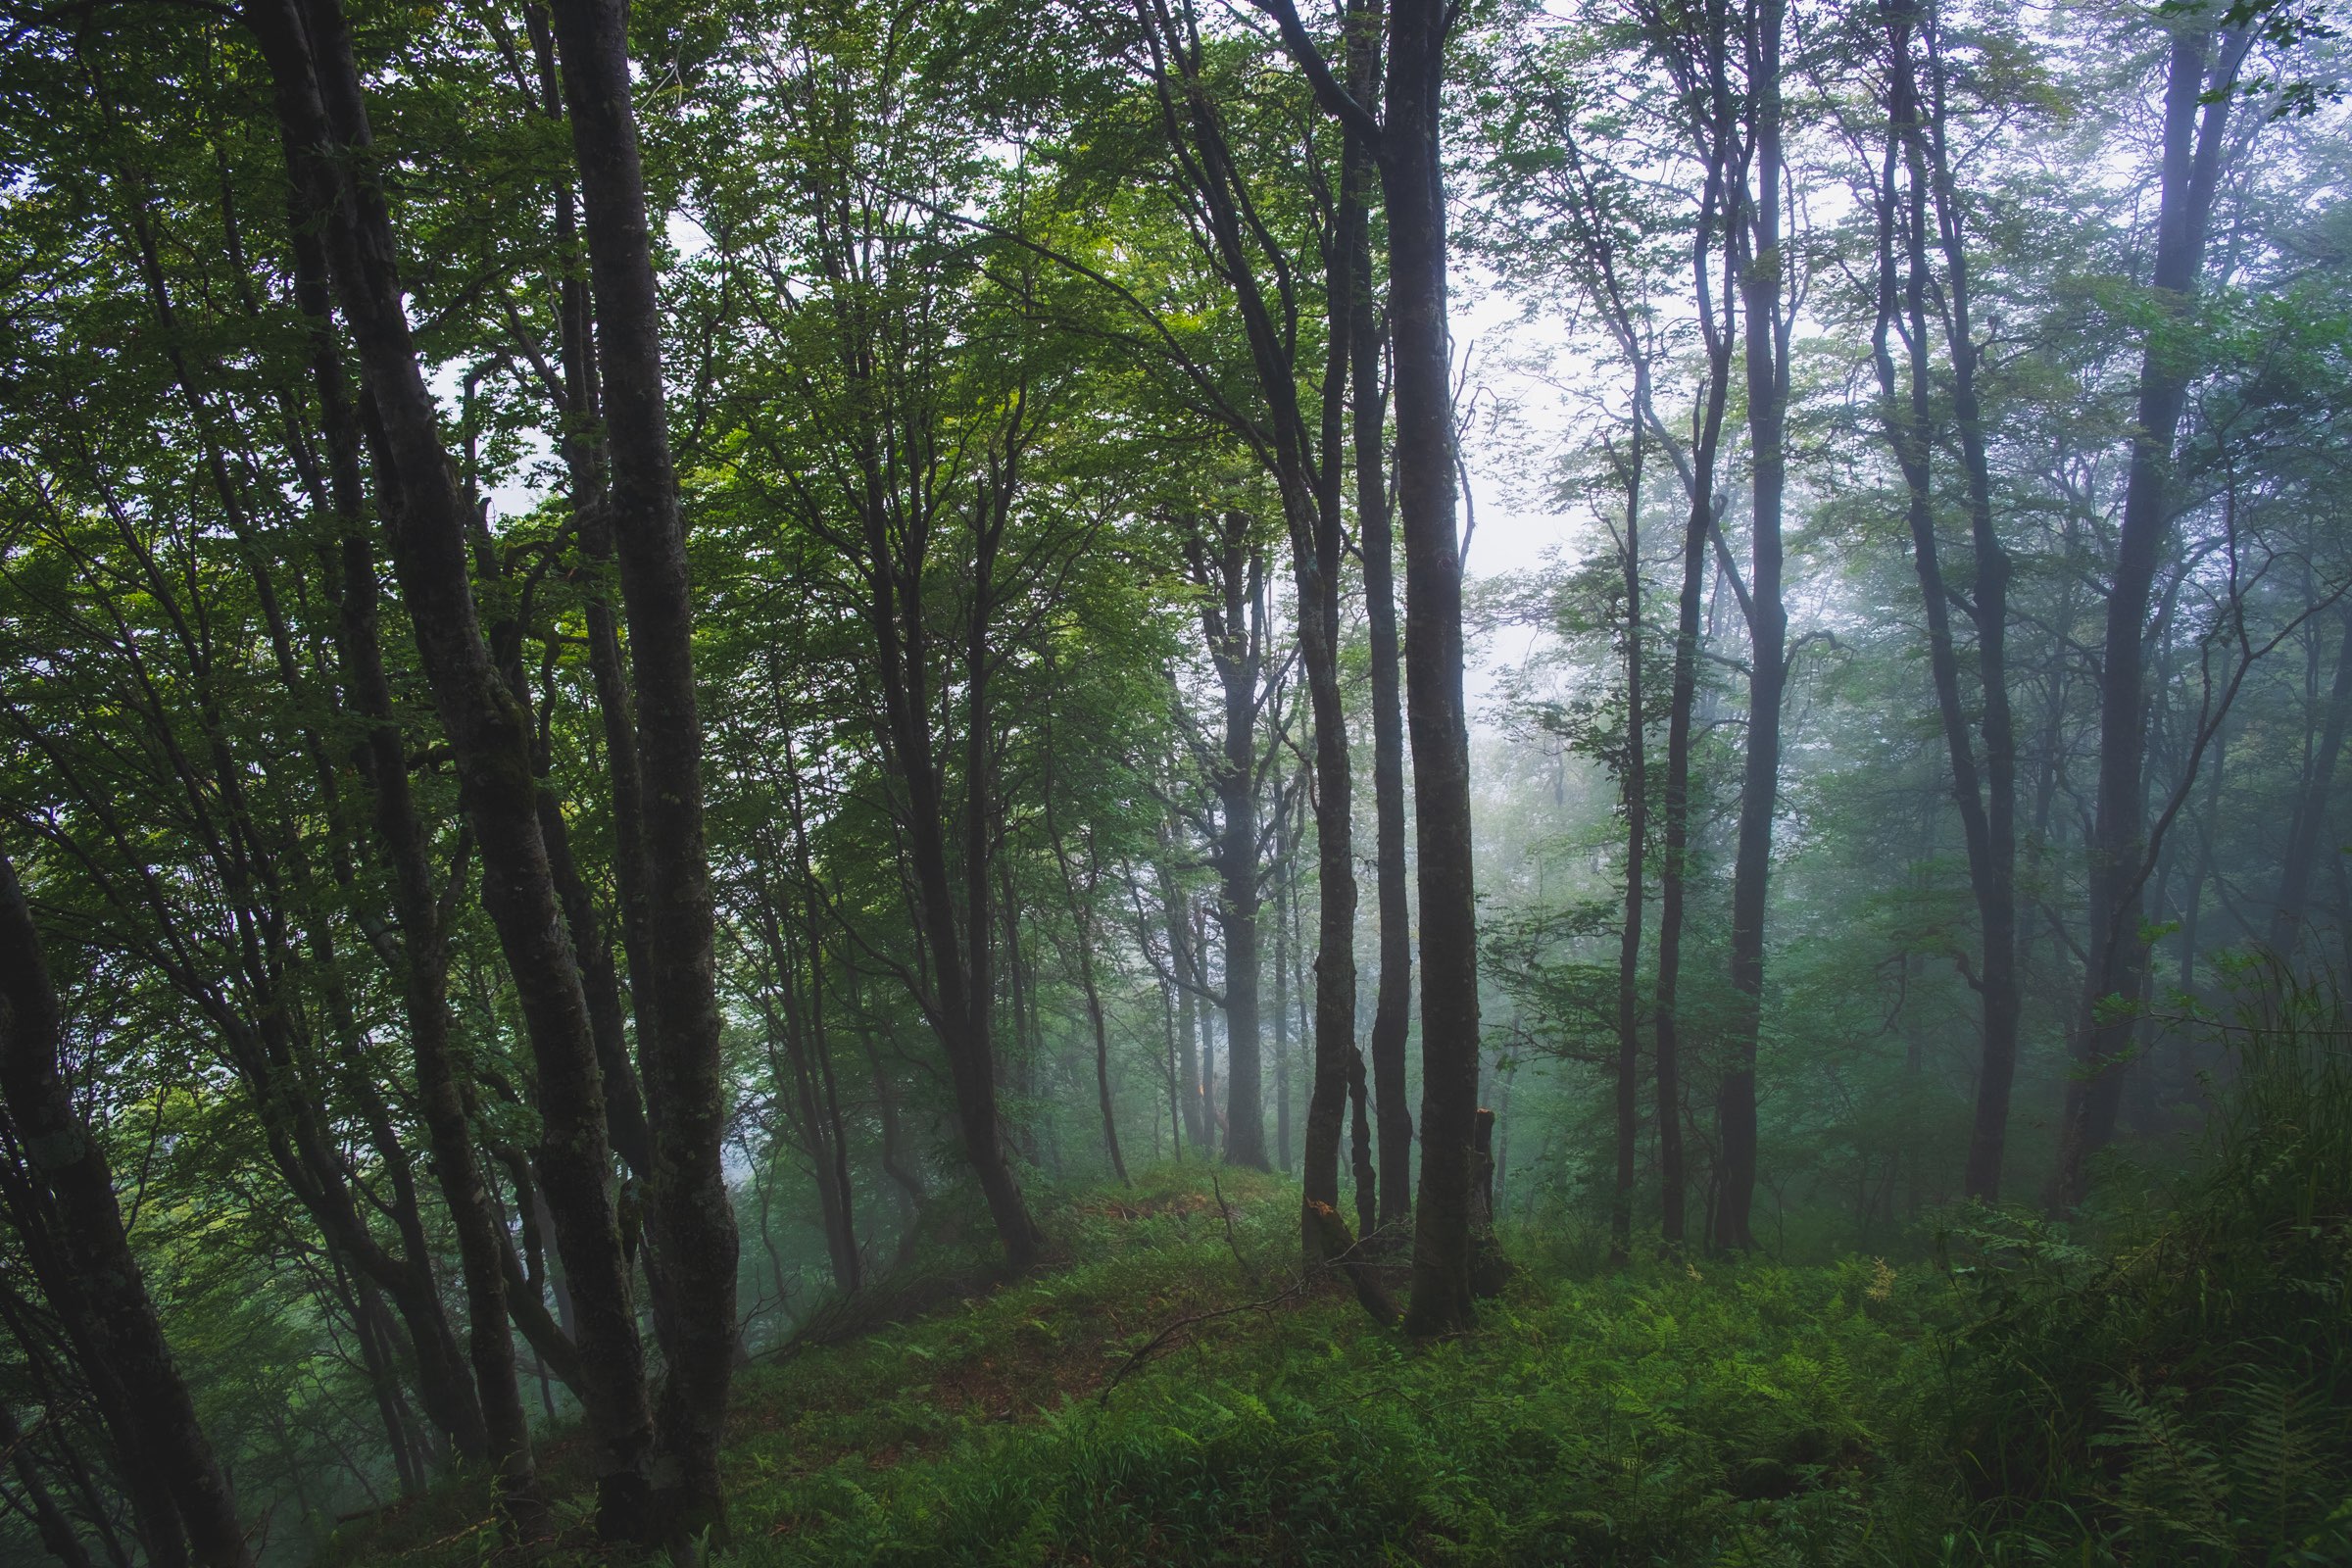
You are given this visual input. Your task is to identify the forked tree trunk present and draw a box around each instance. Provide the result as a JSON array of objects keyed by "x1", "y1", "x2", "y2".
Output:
[
  {"x1": 1642, "y1": 0, "x2": 1741, "y2": 1255},
  {"x1": 1877, "y1": 0, "x2": 2023, "y2": 1203}
]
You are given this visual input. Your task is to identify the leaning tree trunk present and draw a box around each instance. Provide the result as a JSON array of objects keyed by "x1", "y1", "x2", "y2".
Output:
[
  {"x1": 298, "y1": 191, "x2": 541, "y2": 1530},
  {"x1": 0, "y1": 854, "x2": 251, "y2": 1568},
  {"x1": 245, "y1": 0, "x2": 657, "y2": 1533}
]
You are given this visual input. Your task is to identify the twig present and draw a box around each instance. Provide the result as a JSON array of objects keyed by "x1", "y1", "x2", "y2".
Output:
[
  {"x1": 1098, "y1": 1275, "x2": 1309, "y2": 1406},
  {"x1": 1210, "y1": 1173, "x2": 1252, "y2": 1283}
]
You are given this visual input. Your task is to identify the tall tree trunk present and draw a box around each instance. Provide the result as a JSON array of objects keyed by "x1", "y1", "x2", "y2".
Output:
[
  {"x1": 2058, "y1": 22, "x2": 2247, "y2": 1208},
  {"x1": 1878, "y1": 0, "x2": 2023, "y2": 1203},
  {"x1": 1649, "y1": 185, "x2": 1737, "y2": 1259},
  {"x1": 1191, "y1": 514, "x2": 1269, "y2": 1170},
  {"x1": 1137, "y1": 0, "x2": 1353, "y2": 1229},
  {"x1": 308, "y1": 220, "x2": 541, "y2": 1526},
  {"x1": 519, "y1": 0, "x2": 658, "y2": 1185},
  {"x1": 1271, "y1": 784, "x2": 1296, "y2": 1174},
  {"x1": 245, "y1": 0, "x2": 657, "y2": 1531},
  {"x1": 873, "y1": 479, "x2": 1042, "y2": 1267},
  {"x1": 1355, "y1": 200, "x2": 1415, "y2": 1229},
  {"x1": 1376, "y1": 0, "x2": 1485, "y2": 1335},
  {"x1": 1611, "y1": 399, "x2": 1648, "y2": 1265},
  {"x1": 1163, "y1": 858, "x2": 1204, "y2": 1150},
  {"x1": 1918, "y1": 16, "x2": 2025, "y2": 1204},
  {"x1": 1047, "y1": 778, "x2": 1129, "y2": 1186},
  {"x1": 0, "y1": 854, "x2": 250, "y2": 1568},
  {"x1": 541, "y1": 0, "x2": 739, "y2": 1535},
  {"x1": 1717, "y1": 0, "x2": 1790, "y2": 1255}
]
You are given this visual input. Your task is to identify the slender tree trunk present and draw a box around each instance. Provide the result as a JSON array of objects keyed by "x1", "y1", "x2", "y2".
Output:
[
  {"x1": 1143, "y1": 0, "x2": 1355, "y2": 1233},
  {"x1": 2058, "y1": 22, "x2": 2246, "y2": 1207},
  {"x1": 1271, "y1": 786, "x2": 1295, "y2": 1173},
  {"x1": 1194, "y1": 516, "x2": 1269, "y2": 1170},
  {"x1": 1650, "y1": 242, "x2": 1735, "y2": 1258},
  {"x1": 246, "y1": 0, "x2": 657, "y2": 1530},
  {"x1": 1717, "y1": 0, "x2": 1789, "y2": 1255},
  {"x1": 314, "y1": 268, "x2": 540, "y2": 1527},
  {"x1": 1372, "y1": 0, "x2": 1485, "y2": 1335},
  {"x1": 1164, "y1": 864, "x2": 1204, "y2": 1150},
  {"x1": 1356, "y1": 212, "x2": 1415, "y2": 1229},
  {"x1": 541, "y1": 0, "x2": 739, "y2": 1534},
  {"x1": 860, "y1": 432, "x2": 1041, "y2": 1267},
  {"x1": 1877, "y1": 1, "x2": 2023, "y2": 1202},
  {"x1": 0, "y1": 855, "x2": 249, "y2": 1568},
  {"x1": 1048, "y1": 790, "x2": 1129, "y2": 1186},
  {"x1": 1611, "y1": 401, "x2": 1648, "y2": 1265},
  {"x1": 519, "y1": 0, "x2": 659, "y2": 1185},
  {"x1": 854, "y1": 1001, "x2": 926, "y2": 1217},
  {"x1": 1925, "y1": 42, "x2": 2024, "y2": 1206}
]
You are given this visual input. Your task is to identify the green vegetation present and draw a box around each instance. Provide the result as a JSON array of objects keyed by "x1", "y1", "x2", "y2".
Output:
[
  {"x1": 325, "y1": 983, "x2": 2351, "y2": 1566},
  {"x1": 0, "y1": 0, "x2": 2345, "y2": 1560}
]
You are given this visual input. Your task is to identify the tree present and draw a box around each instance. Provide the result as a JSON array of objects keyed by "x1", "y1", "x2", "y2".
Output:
[
  {"x1": 0, "y1": 852, "x2": 250, "y2": 1568},
  {"x1": 2058, "y1": 11, "x2": 2255, "y2": 1207}
]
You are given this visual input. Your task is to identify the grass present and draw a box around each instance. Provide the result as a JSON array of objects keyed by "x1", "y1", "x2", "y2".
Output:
[
  {"x1": 325, "y1": 981, "x2": 2350, "y2": 1566},
  {"x1": 327, "y1": 1166, "x2": 1932, "y2": 1567}
]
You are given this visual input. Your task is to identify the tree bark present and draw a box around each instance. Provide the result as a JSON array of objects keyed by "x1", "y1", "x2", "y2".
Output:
[
  {"x1": 244, "y1": 0, "x2": 657, "y2": 1531},
  {"x1": 1355, "y1": 200, "x2": 1416, "y2": 1230},
  {"x1": 541, "y1": 0, "x2": 740, "y2": 1534},
  {"x1": 1611, "y1": 402, "x2": 1647, "y2": 1265},
  {"x1": 2057, "y1": 21, "x2": 2246, "y2": 1207},
  {"x1": 1717, "y1": 0, "x2": 1790, "y2": 1255}
]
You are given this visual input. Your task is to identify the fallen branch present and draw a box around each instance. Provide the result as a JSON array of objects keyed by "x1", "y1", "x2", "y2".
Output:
[
  {"x1": 1098, "y1": 1275, "x2": 1309, "y2": 1405},
  {"x1": 1099, "y1": 1200, "x2": 1407, "y2": 1404}
]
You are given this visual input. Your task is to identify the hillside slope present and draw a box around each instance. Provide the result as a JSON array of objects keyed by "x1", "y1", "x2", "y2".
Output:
[{"x1": 325, "y1": 1128, "x2": 2350, "y2": 1567}]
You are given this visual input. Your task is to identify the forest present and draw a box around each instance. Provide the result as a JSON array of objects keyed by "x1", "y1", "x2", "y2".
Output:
[{"x1": 0, "y1": 0, "x2": 2346, "y2": 1559}]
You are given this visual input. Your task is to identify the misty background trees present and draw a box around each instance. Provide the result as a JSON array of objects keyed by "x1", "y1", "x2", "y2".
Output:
[{"x1": 0, "y1": 0, "x2": 2345, "y2": 1558}]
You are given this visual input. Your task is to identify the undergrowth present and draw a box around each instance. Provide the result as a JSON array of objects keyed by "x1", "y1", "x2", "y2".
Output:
[{"x1": 325, "y1": 979, "x2": 2350, "y2": 1567}]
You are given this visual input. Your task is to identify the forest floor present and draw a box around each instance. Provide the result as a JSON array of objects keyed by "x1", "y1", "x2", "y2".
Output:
[{"x1": 321, "y1": 1154, "x2": 2350, "y2": 1567}]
